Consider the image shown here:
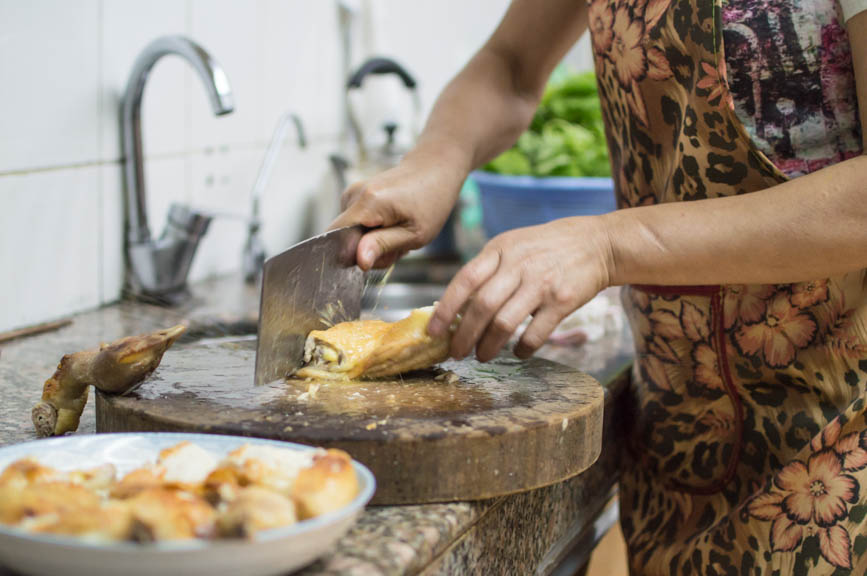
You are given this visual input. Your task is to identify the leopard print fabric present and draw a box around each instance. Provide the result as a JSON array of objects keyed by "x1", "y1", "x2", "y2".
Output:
[{"x1": 587, "y1": 0, "x2": 867, "y2": 572}]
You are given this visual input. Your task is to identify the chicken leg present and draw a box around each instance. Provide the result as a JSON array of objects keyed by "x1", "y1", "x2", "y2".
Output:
[{"x1": 32, "y1": 324, "x2": 186, "y2": 437}]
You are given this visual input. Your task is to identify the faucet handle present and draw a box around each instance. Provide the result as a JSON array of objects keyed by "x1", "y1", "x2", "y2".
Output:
[{"x1": 166, "y1": 203, "x2": 212, "y2": 239}]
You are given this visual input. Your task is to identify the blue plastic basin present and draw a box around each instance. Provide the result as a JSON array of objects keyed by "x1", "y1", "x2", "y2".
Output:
[{"x1": 470, "y1": 171, "x2": 616, "y2": 239}]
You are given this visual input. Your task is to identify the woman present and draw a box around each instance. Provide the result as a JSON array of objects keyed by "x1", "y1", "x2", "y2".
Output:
[{"x1": 332, "y1": 0, "x2": 867, "y2": 573}]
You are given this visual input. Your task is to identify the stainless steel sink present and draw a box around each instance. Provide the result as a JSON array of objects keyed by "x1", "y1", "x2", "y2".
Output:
[{"x1": 361, "y1": 283, "x2": 444, "y2": 322}]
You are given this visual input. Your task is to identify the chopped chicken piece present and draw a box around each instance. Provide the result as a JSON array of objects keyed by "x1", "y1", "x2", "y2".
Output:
[
  {"x1": 203, "y1": 464, "x2": 246, "y2": 505},
  {"x1": 295, "y1": 319, "x2": 391, "y2": 380},
  {"x1": 111, "y1": 467, "x2": 166, "y2": 499},
  {"x1": 30, "y1": 501, "x2": 133, "y2": 542},
  {"x1": 158, "y1": 441, "x2": 219, "y2": 485},
  {"x1": 125, "y1": 488, "x2": 216, "y2": 542},
  {"x1": 292, "y1": 449, "x2": 358, "y2": 519},
  {"x1": 0, "y1": 458, "x2": 116, "y2": 492},
  {"x1": 217, "y1": 486, "x2": 297, "y2": 537},
  {"x1": 220, "y1": 444, "x2": 318, "y2": 495},
  {"x1": 0, "y1": 481, "x2": 102, "y2": 526},
  {"x1": 295, "y1": 306, "x2": 452, "y2": 381},
  {"x1": 112, "y1": 443, "x2": 219, "y2": 499}
]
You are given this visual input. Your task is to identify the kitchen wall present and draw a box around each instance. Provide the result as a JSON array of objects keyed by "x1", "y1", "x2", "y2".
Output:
[{"x1": 0, "y1": 0, "x2": 592, "y2": 333}]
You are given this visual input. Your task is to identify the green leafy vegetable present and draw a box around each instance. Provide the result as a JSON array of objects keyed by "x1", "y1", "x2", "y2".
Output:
[
  {"x1": 484, "y1": 71, "x2": 611, "y2": 178},
  {"x1": 485, "y1": 147, "x2": 532, "y2": 175}
]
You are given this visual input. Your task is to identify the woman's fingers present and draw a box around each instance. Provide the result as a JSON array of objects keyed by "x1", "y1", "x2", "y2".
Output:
[
  {"x1": 449, "y1": 269, "x2": 521, "y2": 359},
  {"x1": 428, "y1": 250, "x2": 501, "y2": 337},
  {"x1": 356, "y1": 227, "x2": 417, "y2": 270},
  {"x1": 340, "y1": 181, "x2": 365, "y2": 212},
  {"x1": 425, "y1": 218, "x2": 607, "y2": 362},
  {"x1": 371, "y1": 249, "x2": 408, "y2": 270},
  {"x1": 513, "y1": 305, "x2": 565, "y2": 359},
  {"x1": 475, "y1": 284, "x2": 540, "y2": 362}
]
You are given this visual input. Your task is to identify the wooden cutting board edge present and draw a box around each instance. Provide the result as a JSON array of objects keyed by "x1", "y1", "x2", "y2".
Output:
[{"x1": 95, "y1": 383, "x2": 603, "y2": 505}]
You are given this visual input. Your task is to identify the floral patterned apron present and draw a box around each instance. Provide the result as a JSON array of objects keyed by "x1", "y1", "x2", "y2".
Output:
[{"x1": 587, "y1": 0, "x2": 867, "y2": 573}]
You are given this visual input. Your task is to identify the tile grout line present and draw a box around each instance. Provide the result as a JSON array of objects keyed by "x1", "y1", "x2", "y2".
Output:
[
  {"x1": 0, "y1": 133, "x2": 340, "y2": 179},
  {"x1": 97, "y1": 0, "x2": 106, "y2": 304}
]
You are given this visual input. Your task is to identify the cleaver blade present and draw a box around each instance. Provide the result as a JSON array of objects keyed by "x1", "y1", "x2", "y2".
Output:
[{"x1": 254, "y1": 226, "x2": 364, "y2": 386}]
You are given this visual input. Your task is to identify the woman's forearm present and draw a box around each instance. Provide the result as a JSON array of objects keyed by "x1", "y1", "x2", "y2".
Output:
[
  {"x1": 406, "y1": 0, "x2": 588, "y2": 175},
  {"x1": 407, "y1": 48, "x2": 540, "y2": 175},
  {"x1": 603, "y1": 154, "x2": 867, "y2": 286}
]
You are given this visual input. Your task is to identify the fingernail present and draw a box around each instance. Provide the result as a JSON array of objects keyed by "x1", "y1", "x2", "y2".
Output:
[{"x1": 362, "y1": 249, "x2": 375, "y2": 267}]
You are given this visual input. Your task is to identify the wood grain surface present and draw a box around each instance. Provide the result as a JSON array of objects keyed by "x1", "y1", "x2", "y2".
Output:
[{"x1": 96, "y1": 336, "x2": 603, "y2": 505}]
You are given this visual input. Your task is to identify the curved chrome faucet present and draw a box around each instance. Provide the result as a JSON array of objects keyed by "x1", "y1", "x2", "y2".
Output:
[{"x1": 121, "y1": 35, "x2": 234, "y2": 303}]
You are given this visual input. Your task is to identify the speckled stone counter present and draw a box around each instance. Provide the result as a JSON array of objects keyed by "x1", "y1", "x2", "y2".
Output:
[{"x1": 0, "y1": 275, "x2": 633, "y2": 576}]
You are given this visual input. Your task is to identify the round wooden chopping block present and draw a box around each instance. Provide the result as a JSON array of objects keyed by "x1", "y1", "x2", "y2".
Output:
[{"x1": 95, "y1": 336, "x2": 603, "y2": 505}]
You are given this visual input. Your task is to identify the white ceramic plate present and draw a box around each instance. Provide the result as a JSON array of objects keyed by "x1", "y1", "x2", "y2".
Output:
[{"x1": 0, "y1": 433, "x2": 376, "y2": 576}]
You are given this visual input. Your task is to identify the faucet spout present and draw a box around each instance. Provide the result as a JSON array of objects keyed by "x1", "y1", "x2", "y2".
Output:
[
  {"x1": 122, "y1": 35, "x2": 234, "y2": 245},
  {"x1": 121, "y1": 35, "x2": 234, "y2": 303}
]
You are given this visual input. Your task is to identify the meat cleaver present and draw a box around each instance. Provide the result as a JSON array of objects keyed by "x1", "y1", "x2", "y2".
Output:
[{"x1": 254, "y1": 226, "x2": 364, "y2": 385}]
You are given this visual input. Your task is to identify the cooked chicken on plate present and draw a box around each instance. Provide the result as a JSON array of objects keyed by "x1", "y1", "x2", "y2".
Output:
[{"x1": 0, "y1": 441, "x2": 359, "y2": 543}]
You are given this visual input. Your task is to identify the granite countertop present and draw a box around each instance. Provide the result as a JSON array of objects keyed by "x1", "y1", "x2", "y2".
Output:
[{"x1": 0, "y1": 275, "x2": 633, "y2": 576}]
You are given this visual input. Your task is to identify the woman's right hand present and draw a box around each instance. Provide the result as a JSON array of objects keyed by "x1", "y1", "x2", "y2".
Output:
[
  {"x1": 329, "y1": 152, "x2": 468, "y2": 270},
  {"x1": 327, "y1": 0, "x2": 588, "y2": 271}
]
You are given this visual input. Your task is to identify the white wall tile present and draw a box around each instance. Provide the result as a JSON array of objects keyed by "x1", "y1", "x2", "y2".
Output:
[
  {"x1": 370, "y1": 0, "x2": 508, "y2": 114},
  {"x1": 188, "y1": 0, "x2": 262, "y2": 149},
  {"x1": 259, "y1": 0, "x2": 342, "y2": 142},
  {"x1": 0, "y1": 168, "x2": 101, "y2": 332},
  {"x1": 100, "y1": 164, "x2": 125, "y2": 304},
  {"x1": 344, "y1": 0, "x2": 510, "y2": 150},
  {"x1": 0, "y1": 0, "x2": 100, "y2": 173},
  {"x1": 187, "y1": 147, "x2": 259, "y2": 282},
  {"x1": 259, "y1": 139, "x2": 338, "y2": 252},
  {"x1": 184, "y1": 139, "x2": 336, "y2": 283},
  {"x1": 143, "y1": 155, "x2": 190, "y2": 241},
  {"x1": 100, "y1": 0, "x2": 189, "y2": 161}
]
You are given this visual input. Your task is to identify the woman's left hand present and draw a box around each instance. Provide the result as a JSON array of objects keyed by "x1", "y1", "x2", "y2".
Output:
[{"x1": 427, "y1": 216, "x2": 615, "y2": 361}]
